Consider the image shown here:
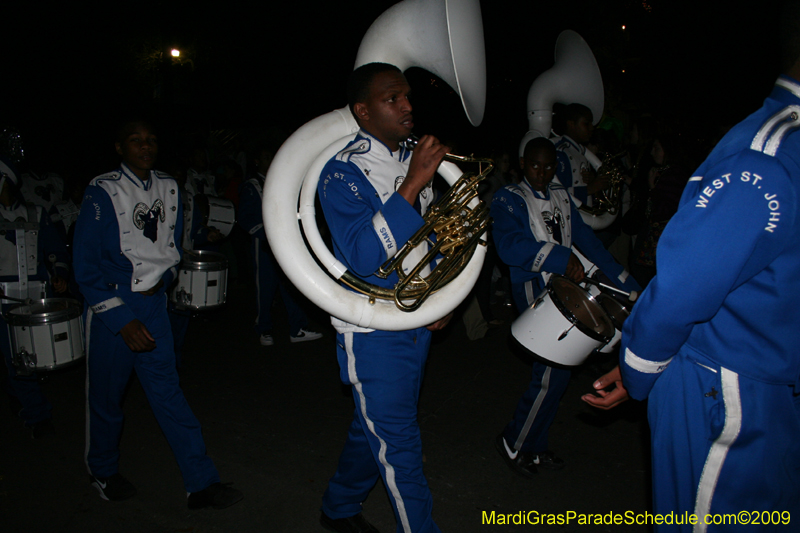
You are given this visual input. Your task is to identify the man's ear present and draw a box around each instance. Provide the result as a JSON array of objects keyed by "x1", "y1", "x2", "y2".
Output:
[
  {"x1": 519, "y1": 157, "x2": 525, "y2": 169},
  {"x1": 115, "y1": 142, "x2": 123, "y2": 157},
  {"x1": 353, "y1": 102, "x2": 369, "y2": 123}
]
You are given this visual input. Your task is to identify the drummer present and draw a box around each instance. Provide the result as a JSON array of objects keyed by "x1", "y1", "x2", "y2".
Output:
[
  {"x1": 490, "y1": 137, "x2": 639, "y2": 477},
  {"x1": 0, "y1": 155, "x2": 69, "y2": 439}
]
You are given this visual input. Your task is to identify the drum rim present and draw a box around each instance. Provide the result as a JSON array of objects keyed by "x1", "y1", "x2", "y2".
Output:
[
  {"x1": 179, "y1": 250, "x2": 229, "y2": 270},
  {"x1": 6, "y1": 298, "x2": 83, "y2": 325},
  {"x1": 596, "y1": 293, "x2": 630, "y2": 329},
  {"x1": 547, "y1": 276, "x2": 615, "y2": 342}
]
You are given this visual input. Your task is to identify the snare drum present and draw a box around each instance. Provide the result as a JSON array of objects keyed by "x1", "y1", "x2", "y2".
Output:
[
  {"x1": 170, "y1": 250, "x2": 228, "y2": 311},
  {"x1": 6, "y1": 298, "x2": 85, "y2": 375},
  {"x1": 196, "y1": 195, "x2": 236, "y2": 238},
  {"x1": 595, "y1": 293, "x2": 631, "y2": 354},
  {"x1": 511, "y1": 276, "x2": 614, "y2": 366}
]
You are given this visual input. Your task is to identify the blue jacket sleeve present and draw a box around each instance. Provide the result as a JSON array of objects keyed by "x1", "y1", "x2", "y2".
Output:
[
  {"x1": 620, "y1": 154, "x2": 795, "y2": 399},
  {"x1": 72, "y1": 185, "x2": 137, "y2": 333},
  {"x1": 489, "y1": 187, "x2": 572, "y2": 278},
  {"x1": 318, "y1": 160, "x2": 423, "y2": 278},
  {"x1": 570, "y1": 202, "x2": 640, "y2": 293}
]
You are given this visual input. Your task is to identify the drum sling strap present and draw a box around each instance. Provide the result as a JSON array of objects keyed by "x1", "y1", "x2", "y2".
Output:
[{"x1": 0, "y1": 204, "x2": 40, "y2": 300}]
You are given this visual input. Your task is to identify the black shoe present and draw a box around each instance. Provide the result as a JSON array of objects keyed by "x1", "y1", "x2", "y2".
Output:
[
  {"x1": 495, "y1": 434, "x2": 537, "y2": 478},
  {"x1": 533, "y1": 450, "x2": 565, "y2": 470},
  {"x1": 320, "y1": 511, "x2": 380, "y2": 533},
  {"x1": 91, "y1": 473, "x2": 137, "y2": 501},
  {"x1": 187, "y1": 482, "x2": 243, "y2": 510},
  {"x1": 27, "y1": 418, "x2": 55, "y2": 439}
]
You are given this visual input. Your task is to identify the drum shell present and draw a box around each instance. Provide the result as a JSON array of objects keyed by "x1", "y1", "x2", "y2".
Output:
[
  {"x1": 170, "y1": 250, "x2": 228, "y2": 311},
  {"x1": 511, "y1": 277, "x2": 614, "y2": 366},
  {"x1": 7, "y1": 298, "x2": 85, "y2": 372},
  {"x1": 198, "y1": 195, "x2": 236, "y2": 238}
]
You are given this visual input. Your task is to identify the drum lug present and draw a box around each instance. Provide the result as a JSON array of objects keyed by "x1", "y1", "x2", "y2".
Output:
[
  {"x1": 557, "y1": 324, "x2": 575, "y2": 341},
  {"x1": 12, "y1": 349, "x2": 37, "y2": 376}
]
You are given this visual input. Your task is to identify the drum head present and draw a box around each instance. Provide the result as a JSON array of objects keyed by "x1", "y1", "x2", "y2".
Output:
[
  {"x1": 7, "y1": 298, "x2": 82, "y2": 326},
  {"x1": 596, "y1": 293, "x2": 630, "y2": 329},
  {"x1": 549, "y1": 276, "x2": 614, "y2": 340}
]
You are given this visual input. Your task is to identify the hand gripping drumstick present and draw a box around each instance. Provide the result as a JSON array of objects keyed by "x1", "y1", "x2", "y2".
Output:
[{"x1": 582, "y1": 277, "x2": 638, "y2": 302}]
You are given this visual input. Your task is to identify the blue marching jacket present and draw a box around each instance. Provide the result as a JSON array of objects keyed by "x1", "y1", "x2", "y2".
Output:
[
  {"x1": 317, "y1": 130, "x2": 432, "y2": 297},
  {"x1": 491, "y1": 178, "x2": 637, "y2": 310},
  {"x1": 621, "y1": 76, "x2": 800, "y2": 399},
  {"x1": 73, "y1": 163, "x2": 182, "y2": 333}
]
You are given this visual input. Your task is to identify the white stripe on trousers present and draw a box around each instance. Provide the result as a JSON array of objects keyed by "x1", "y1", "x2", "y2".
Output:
[
  {"x1": 693, "y1": 367, "x2": 742, "y2": 533},
  {"x1": 344, "y1": 332, "x2": 412, "y2": 533},
  {"x1": 514, "y1": 365, "x2": 552, "y2": 450}
]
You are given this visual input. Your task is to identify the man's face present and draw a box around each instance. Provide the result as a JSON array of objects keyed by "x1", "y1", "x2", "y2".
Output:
[
  {"x1": 116, "y1": 123, "x2": 158, "y2": 179},
  {"x1": 567, "y1": 113, "x2": 594, "y2": 145},
  {"x1": 521, "y1": 146, "x2": 557, "y2": 193},
  {"x1": 354, "y1": 70, "x2": 414, "y2": 151}
]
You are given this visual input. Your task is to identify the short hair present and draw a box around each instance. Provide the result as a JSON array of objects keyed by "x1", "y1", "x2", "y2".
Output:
[
  {"x1": 115, "y1": 118, "x2": 156, "y2": 144},
  {"x1": 347, "y1": 63, "x2": 403, "y2": 117},
  {"x1": 522, "y1": 136, "x2": 557, "y2": 160}
]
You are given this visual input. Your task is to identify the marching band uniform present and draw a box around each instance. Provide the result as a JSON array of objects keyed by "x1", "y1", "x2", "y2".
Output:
[
  {"x1": 238, "y1": 171, "x2": 316, "y2": 344},
  {"x1": 20, "y1": 171, "x2": 64, "y2": 212},
  {"x1": 491, "y1": 176, "x2": 638, "y2": 462},
  {"x1": 554, "y1": 135, "x2": 592, "y2": 207},
  {"x1": 73, "y1": 162, "x2": 221, "y2": 494},
  {"x1": 318, "y1": 130, "x2": 440, "y2": 533},
  {"x1": 621, "y1": 76, "x2": 800, "y2": 529},
  {"x1": 1, "y1": 159, "x2": 68, "y2": 432}
]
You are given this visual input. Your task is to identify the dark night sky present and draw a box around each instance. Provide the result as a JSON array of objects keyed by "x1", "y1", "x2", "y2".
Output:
[{"x1": 2, "y1": 1, "x2": 783, "y2": 179}]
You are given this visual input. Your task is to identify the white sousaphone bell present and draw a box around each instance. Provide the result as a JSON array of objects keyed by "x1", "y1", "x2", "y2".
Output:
[
  {"x1": 262, "y1": 0, "x2": 487, "y2": 331},
  {"x1": 519, "y1": 30, "x2": 617, "y2": 230}
]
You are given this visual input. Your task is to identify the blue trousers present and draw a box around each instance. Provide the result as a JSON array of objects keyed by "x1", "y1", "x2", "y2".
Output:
[
  {"x1": 322, "y1": 328, "x2": 440, "y2": 533},
  {"x1": 250, "y1": 237, "x2": 307, "y2": 336},
  {"x1": 84, "y1": 290, "x2": 219, "y2": 493},
  {"x1": 648, "y1": 347, "x2": 800, "y2": 532},
  {"x1": 503, "y1": 361, "x2": 571, "y2": 453},
  {"x1": 505, "y1": 284, "x2": 571, "y2": 453}
]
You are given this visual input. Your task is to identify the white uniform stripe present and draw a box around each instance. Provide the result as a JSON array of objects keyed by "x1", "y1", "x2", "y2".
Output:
[
  {"x1": 689, "y1": 176, "x2": 703, "y2": 182},
  {"x1": 693, "y1": 367, "x2": 742, "y2": 533},
  {"x1": 514, "y1": 365, "x2": 552, "y2": 450},
  {"x1": 370, "y1": 211, "x2": 396, "y2": 260},
  {"x1": 83, "y1": 309, "x2": 94, "y2": 474},
  {"x1": 625, "y1": 347, "x2": 672, "y2": 374},
  {"x1": 253, "y1": 239, "x2": 262, "y2": 329},
  {"x1": 344, "y1": 332, "x2": 412, "y2": 533}
]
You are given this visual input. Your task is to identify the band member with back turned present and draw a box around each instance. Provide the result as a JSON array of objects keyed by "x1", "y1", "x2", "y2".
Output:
[
  {"x1": 72, "y1": 118, "x2": 242, "y2": 509},
  {"x1": 317, "y1": 62, "x2": 451, "y2": 533},
  {"x1": 491, "y1": 136, "x2": 640, "y2": 477},
  {"x1": 583, "y1": 4, "x2": 800, "y2": 528}
]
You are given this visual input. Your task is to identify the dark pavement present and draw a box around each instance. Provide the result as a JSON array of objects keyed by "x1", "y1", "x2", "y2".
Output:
[{"x1": 2, "y1": 281, "x2": 652, "y2": 533}]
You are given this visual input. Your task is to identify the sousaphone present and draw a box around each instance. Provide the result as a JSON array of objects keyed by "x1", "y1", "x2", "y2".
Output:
[{"x1": 262, "y1": 0, "x2": 487, "y2": 331}]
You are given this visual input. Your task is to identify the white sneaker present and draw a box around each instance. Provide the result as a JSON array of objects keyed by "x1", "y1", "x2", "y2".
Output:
[
  {"x1": 290, "y1": 329, "x2": 322, "y2": 343},
  {"x1": 259, "y1": 334, "x2": 274, "y2": 346}
]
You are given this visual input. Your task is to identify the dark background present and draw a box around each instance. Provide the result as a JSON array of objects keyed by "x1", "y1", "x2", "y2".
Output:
[{"x1": 3, "y1": 0, "x2": 783, "y2": 179}]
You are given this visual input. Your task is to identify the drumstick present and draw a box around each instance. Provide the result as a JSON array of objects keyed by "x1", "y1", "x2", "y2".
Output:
[
  {"x1": 583, "y1": 278, "x2": 638, "y2": 302},
  {"x1": 0, "y1": 295, "x2": 34, "y2": 305}
]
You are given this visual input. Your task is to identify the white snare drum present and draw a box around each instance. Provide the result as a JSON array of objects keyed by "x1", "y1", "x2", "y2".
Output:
[
  {"x1": 595, "y1": 293, "x2": 631, "y2": 354},
  {"x1": 170, "y1": 250, "x2": 228, "y2": 311},
  {"x1": 7, "y1": 298, "x2": 85, "y2": 375},
  {"x1": 197, "y1": 195, "x2": 235, "y2": 238},
  {"x1": 511, "y1": 276, "x2": 615, "y2": 366}
]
